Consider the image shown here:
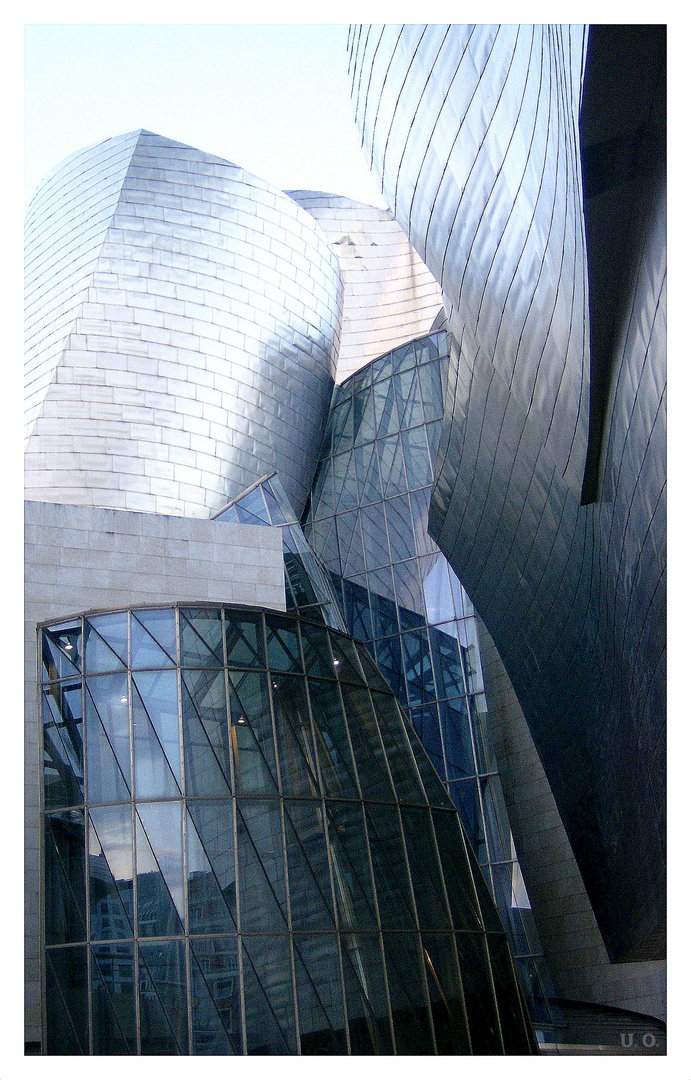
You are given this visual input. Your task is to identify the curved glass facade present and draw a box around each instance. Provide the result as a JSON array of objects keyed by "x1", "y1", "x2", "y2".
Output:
[
  {"x1": 41, "y1": 604, "x2": 536, "y2": 1055},
  {"x1": 304, "y1": 331, "x2": 556, "y2": 1029}
]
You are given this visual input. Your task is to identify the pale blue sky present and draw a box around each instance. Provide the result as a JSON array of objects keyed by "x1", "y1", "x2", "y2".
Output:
[{"x1": 24, "y1": 23, "x2": 388, "y2": 210}]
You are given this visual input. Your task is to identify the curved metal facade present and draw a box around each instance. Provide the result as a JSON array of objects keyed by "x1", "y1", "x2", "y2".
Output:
[
  {"x1": 347, "y1": 24, "x2": 665, "y2": 963},
  {"x1": 25, "y1": 131, "x2": 343, "y2": 518},
  {"x1": 288, "y1": 191, "x2": 442, "y2": 383},
  {"x1": 40, "y1": 604, "x2": 536, "y2": 1055}
]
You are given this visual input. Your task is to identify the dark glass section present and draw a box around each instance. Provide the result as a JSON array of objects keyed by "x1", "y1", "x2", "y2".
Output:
[
  {"x1": 293, "y1": 934, "x2": 347, "y2": 1054},
  {"x1": 382, "y1": 932, "x2": 435, "y2": 1053},
  {"x1": 340, "y1": 933, "x2": 394, "y2": 1054},
  {"x1": 270, "y1": 674, "x2": 319, "y2": 797},
  {"x1": 138, "y1": 941, "x2": 188, "y2": 1054},
  {"x1": 236, "y1": 800, "x2": 288, "y2": 931},
  {"x1": 229, "y1": 670, "x2": 278, "y2": 795},
  {"x1": 43, "y1": 683, "x2": 84, "y2": 809},
  {"x1": 45, "y1": 810, "x2": 87, "y2": 944},
  {"x1": 225, "y1": 610, "x2": 265, "y2": 667},
  {"x1": 187, "y1": 801, "x2": 237, "y2": 931},
  {"x1": 92, "y1": 943, "x2": 136, "y2": 1054},
  {"x1": 45, "y1": 946, "x2": 89, "y2": 1054},
  {"x1": 283, "y1": 799, "x2": 335, "y2": 931},
  {"x1": 423, "y1": 932, "x2": 471, "y2": 1053},
  {"x1": 189, "y1": 938, "x2": 241, "y2": 1054},
  {"x1": 454, "y1": 933, "x2": 504, "y2": 1053},
  {"x1": 242, "y1": 935, "x2": 297, "y2": 1054}
]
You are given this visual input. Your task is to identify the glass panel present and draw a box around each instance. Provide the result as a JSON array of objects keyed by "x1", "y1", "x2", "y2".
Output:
[
  {"x1": 88, "y1": 805, "x2": 134, "y2": 940},
  {"x1": 293, "y1": 934, "x2": 347, "y2": 1054},
  {"x1": 325, "y1": 802, "x2": 378, "y2": 931},
  {"x1": 135, "y1": 804, "x2": 184, "y2": 936},
  {"x1": 382, "y1": 932, "x2": 435, "y2": 1054},
  {"x1": 190, "y1": 938, "x2": 241, "y2": 1055},
  {"x1": 181, "y1": 670, "x2": 232, "y2": 797},
  {"x1": 138, "y1": 940, "x2": 188, "y2": 1054},
  {"x1": 242, "y1": 934, "x2": 297, "y2": 1054},
  {"x1": 364, "y1": 804, "x2": 415, "y2": 930},
  {"x1": 385, "y1": 495, "x2": 416, "y2": 562},
  {"x1": 422, "y1": 932, "x2": 471, "y2": 1054},
  {"x1": 265, "y1": 614, "x2": 302, "y2": 672},
  {"x1": 130, "y1": 612, "x2": 175, "y2": 669},
  {"x1": 340, "y1": 933, "x2": 394, "y2": 1054},
  {"x1": 400, "y1": 806, "x2": 452, "y2": 931},
  {"x1": 438, "y1": 697, "x2": 475, "y2": 780},
  {"x1": 369, "y1": 690, "x2": 424, "y2": 803},
  {"x1": 43, "y1": 621, "x2": 82, "y2": 679},
  {"x1": 448, "y1": 778, "x2": 484, "y2": 855},
  {"x1": 132, "y1": 608, "x2": 177, "y2": 665},
  {"x1": 84, "y1": 618, "x2": 127, "y2": 674},
  {"x1": 283, "y1": 800, "x2": 335, "y2": 931},
  {"x1": 225, "y1": 610, "x2": 265, "y2": 667},
  {"x1": 271, "y1": 674, "x2": 319, "y2": 797},
  {"x1": 431, "y1": 809, "x2": 483, "y2": 931},
  {"x1": 340, "y1": 684, "x2": 394, "y2": 802},
  {"x1": 45, "y1": 945, "x2": 89, "y2": 1054},
  {"x1": 229, "y1": 671, "x2": 278, "y2": 795},
  {"x1": 132, "y1": 672, "x2": 181, "y2": 800},
  {"x1": 454, "y1": 932, "x2": 503, "y2": 1053},
  {"x1": 327, "y1": 631, "x2": 365, "y2": 684},
  {"x1": 299, "y1": 623, "x2": 339, "y2": 680},
  {"x1": 179, "y1": 608, "x2": 224, "y2": 667},
  {"x1": 91, "y1": 942, "x2": 136, "y2": 1054},
  {"x1": 307, "y1": 678, "x2": 360, "y2": 799},
  {"x1": 86, "y1": 612, "x2": 129, "y2": 666},
  {"x1": 408, "y1": 729, "x2": 450, "y2": 808},
  {"x1": 43, "y1": 684, "x2": 84, "y2": 809},
  {"x1": 186, "y1": 805, "x2": 237, "y2": 935},
  {"x1": 45, "y1": 810, "x2": 87, "y2": 945},
  {"x1": 236, "y1": 800, "x2": 288, "y2": 932},
  {"x1": 85, "y1": 674, "x2": 131, "y2": 803}
]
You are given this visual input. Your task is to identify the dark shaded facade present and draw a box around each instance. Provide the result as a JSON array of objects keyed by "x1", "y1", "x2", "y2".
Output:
[{"x1": 41, "y1": 604, "x2": 536, "y2": 1054}]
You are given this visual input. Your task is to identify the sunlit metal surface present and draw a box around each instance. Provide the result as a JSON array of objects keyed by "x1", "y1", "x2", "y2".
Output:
[
  {"x1": 288, "y1": 191, "x2": 442, "y2": 383},
  {"x1": 347, "y1": 24, "x2": 665, "y2": 964},
  {"x1": 25, "y1": 131, "x2": 343, "y2": 518}
]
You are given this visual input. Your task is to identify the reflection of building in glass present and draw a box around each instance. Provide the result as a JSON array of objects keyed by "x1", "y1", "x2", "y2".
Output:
[
  {"x1": 347, "y1": 22, "x2": 665, "y2": 1024},
  {"x1": 303, "y1": 331, "x2": 556, "y2": 1029},
  {"x1": 41, "y1": 606, "x2": 535, "y2": 1055}
]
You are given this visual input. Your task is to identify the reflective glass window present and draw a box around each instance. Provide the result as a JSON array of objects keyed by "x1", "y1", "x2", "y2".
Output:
[
  {"x1": 190, "y1": 938, "x2": 241, "y2": 1054},
  {"x1": 138, "y1": 940, "x2": 188, "y2": 1054},
  {"x1": 293, "y1": 934, "x2": 347, "y2": 1054},
  {"x1": 45, "y1": 945, "x2": 89, "y2": 1054},
  {"x1": 91, "y1": 942, "x2": 136, "y2": 1054}
]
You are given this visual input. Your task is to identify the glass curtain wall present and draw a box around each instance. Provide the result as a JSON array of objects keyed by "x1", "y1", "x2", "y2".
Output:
[
  {"x1": 304, "y1": 333, "x2": 557, "y2": 1031},
  {"x1": 40, "y1": 605, "x2": 536, "y2": 1055}
]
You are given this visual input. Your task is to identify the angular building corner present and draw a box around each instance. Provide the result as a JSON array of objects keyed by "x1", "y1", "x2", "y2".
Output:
[
  {"x1": 25, "y1": 130, "x2": 539, "y2": 1054},
  {"x1": 346, "y1": 21, "x2": 665, "y2": 1032}
]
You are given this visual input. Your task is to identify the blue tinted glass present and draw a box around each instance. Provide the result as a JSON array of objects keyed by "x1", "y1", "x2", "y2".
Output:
[{"x1": 190, "y1": 938, "x2": 241, "y2": 1054}]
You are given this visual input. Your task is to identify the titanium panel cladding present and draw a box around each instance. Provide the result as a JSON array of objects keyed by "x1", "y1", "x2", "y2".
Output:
[
  {"x1": 347, "y1": 24, "x2": 665, "y2": 962},
  {"x1": 25, "y1": 131, "x2": 343, "y2": 518},
  {"x1": 288, "y1": 192, "x2": 442, "y2": 383}
]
